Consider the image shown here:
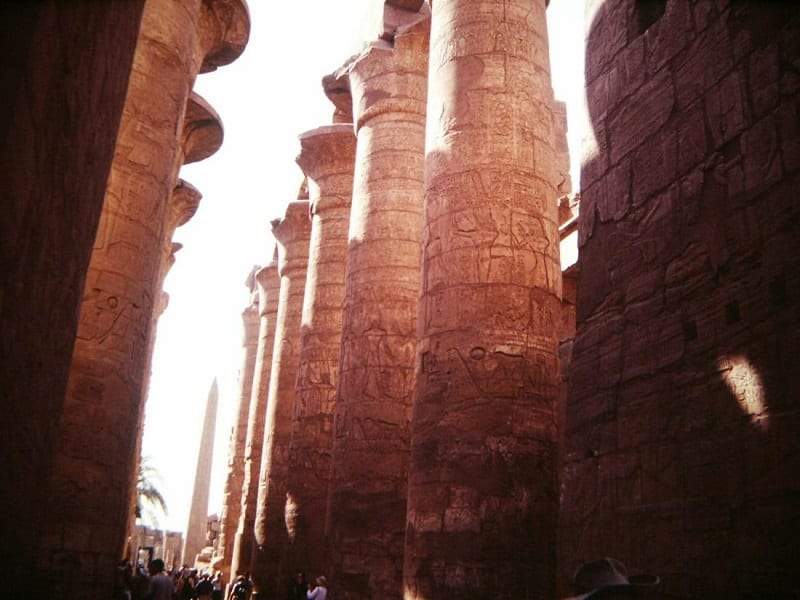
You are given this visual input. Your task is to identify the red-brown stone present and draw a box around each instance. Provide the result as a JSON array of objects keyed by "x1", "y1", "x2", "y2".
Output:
[
  {"x1": 404, "y1": 1, "x2": 561, "y2": 598},
  {"x1": 253, "y1": 200, "x2": 311, "y2": 597}
]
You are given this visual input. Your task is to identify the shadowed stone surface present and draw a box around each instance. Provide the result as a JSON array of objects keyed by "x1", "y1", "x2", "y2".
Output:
[
  {"x1": 327, "y1": 5, "x2": 429, "y2": 599},
  {"x1": 283, "y1": 124, "x2": 357, "y2": 581},
  {"x1": 0, "y1": 1, "x2": 145, "y2": 592},
  {"x1": 230, "y1": 256, "x2": 280, "y2": 580},
  {"x1": 253, "y1": 200, "x2": 311, "y2": 597},
  {"x1": 403, "y1": 1, "x2": 562, "y2": 598},
  {"x1": 218, "y1": 269, "x2": 261, "y2": 578},
  {"x1": 35, "y1": 1, "x2": 247, "y2": 596},
  {"x1": 125, "y1": 179, "x2": 202, "y2": 557},
  {"x1": 559, "y1": 1, "x2": 800, "y2": 597}
]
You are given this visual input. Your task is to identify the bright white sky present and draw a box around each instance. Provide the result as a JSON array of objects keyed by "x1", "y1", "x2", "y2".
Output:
[{"x1": 141, "y1": 0, "x2": 585, "y2": 534}]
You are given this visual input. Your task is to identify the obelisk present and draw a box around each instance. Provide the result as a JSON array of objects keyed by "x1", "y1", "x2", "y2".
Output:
[
  {"x1": 404, "y1": 0, "x2": 561, "y2": 598},
  {"x1": 183, "y1": 378, "x2": 219, "y2": 567}
]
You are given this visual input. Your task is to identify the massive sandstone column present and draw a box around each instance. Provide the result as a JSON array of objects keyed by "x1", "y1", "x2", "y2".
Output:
[
  {"x1": 403, "y1": 1, "x2": 561, "y2": 598},
  {"x1": 0, "y1": 3, "x2": 145, "y2": 588},
  {"x1": 283, "y1": 124, "x2": 356, "y2": 579},
  {"x1": 183, "y1": 379, "x2": 220, "y2": 565},
  {"x1": 325, "y1": 4, "x2": 429, "y2": 598},
  {"x1": 229, "y1": 255, "x2": 280, "y2": 580},
  {"x1": 217, "y1": 269, "x2": 261, "y2": 578},
  {"x1": 125, "y1": 179, "x2": 203, "y2": 556},
  {"x1": 253, "y1": 200, "x2": 311, "y2": 597},
  {"x1": 36, "y1": 2, "x2": 248, "y2": 597}
]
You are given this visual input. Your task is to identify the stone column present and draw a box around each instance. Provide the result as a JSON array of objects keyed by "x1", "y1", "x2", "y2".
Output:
[
  {"x1": 229, "y1": 255, "x2": 280, "y2": 580},
  {"x1": 403, "y1": 1, "x2": 561, "y2": 598},
  {"x1": 282, "y1": 124, "x2": 356, "y2": 579},
  {"x1": 326, "y1": 5, "x2": 429, "y2": 598},
  {"x1": 183, "y1": 379, "x2": 219, "y2": 565},
  {"x1": 124, "y1": 179, "x2": 202, "y2": 559},
  {"x1": 253, "y1": 200, "x2": 311, "y2": 597},
  {"x1": 217, "y1": 269, "x2": 261, "y2": 579},
  {"x1": 0, "y1": 4, "x2": 145, "y2": 588},
  {"x1": 36, "y1": 2, "x2": 248, "y2": 597}
]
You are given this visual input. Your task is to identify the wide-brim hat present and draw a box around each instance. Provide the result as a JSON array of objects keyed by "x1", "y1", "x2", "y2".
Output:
[{"x1": 567, "y1": 558, "x2": 660, "y2": 599}]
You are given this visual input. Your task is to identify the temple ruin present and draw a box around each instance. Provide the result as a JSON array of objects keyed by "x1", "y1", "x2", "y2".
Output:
[{"x1": 2, "y1": 0, "x2": 798, "y2": 598}]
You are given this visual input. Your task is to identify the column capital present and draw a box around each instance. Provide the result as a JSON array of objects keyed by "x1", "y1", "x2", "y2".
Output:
[
  {"x1": 242, "y1": 265, "x2": 261, "y2": 323},
  {"x1": 271, "y1": 201, "x2": 311, "y2": 278},
  {"x1": 183, "y1": 92, "x2": 224, "y2": 164},
  {"x1": 331, "y1": 3, "x2": 430, "y2": 131},
  {"x1": 168, "y1": 179, "x2": 203, "y2": 232},
  {"x1": 322, "y1": 66, "x2": 354, "y2": 124},
  {"x1": 296, "y1": 124, "x2": 356, "y2": 214},
  {"x1": 199, "y1": 0, "x2": 251, "y2": 73},
  {"x1": 255, "y1": 254, "x2": 280, "y2": 317}
]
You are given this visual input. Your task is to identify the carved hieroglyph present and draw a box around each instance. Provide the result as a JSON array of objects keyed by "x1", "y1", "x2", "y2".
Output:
[
  {"x1": 282, "y1": 124, "x2": 356, "y2": 579},
  {"x1": 229, "y1": 256, "x2": 280, "y2": 580},
  {"x1": 125, "y1": 179, "x2": 202, "y2": 556},
  {"x1": 253, "y1": 200, "x2": 311, "y2": 597},
  {"x1": 403, "y1": 1, "x2": 562, "y2": 598},
  {"x1": 325, "y1": 5, "x2": 429, "y2": 598},
  {"x1": 217, "y1": 269, "x2": 261, "y2": 577},
  {"x1": 37, "y1": 2, "x2": 248, "y2": 597}
]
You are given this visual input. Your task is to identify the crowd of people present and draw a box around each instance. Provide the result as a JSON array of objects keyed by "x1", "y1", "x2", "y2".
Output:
[{"x1": 114, "y1": 559, "x2": 329, "y2": 600}]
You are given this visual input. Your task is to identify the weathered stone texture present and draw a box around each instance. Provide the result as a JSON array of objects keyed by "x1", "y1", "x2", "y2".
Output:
[
  {"x1": 34, "y1": 0, "x2": 247, "y2": 595},
  {"x1": 253, "y1": 201, "x2": 311, "y2": 597},
  {"x1": 560, "y1": 1, "x2": 800, "y2": 597},
  {"x1": 326, "y1": 6, "x2": 429, "y2": 599},
  {"x1": 404, "y1": 1, "x2": 561, "y2": 598},
  {"x1": 283, "y1": 124, "x2": 356, "y2": 581},
  {"x1": 0, "y1": 2, "x2": 145, "y2": 590},
  {"x1": 230, "y1": 258, "x2": 280, "y2": 580},
  {"x1": 218, "y1": 270, "x2": 261, "y2": 577}
]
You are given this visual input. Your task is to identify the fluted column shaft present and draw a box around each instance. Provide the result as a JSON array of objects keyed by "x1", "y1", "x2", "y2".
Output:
[
  {"x1": 230, "y1": 260, "x2": 280, "y2": 580},
  {"x1": 403, "y1": 1, "x2": 561, "y2": 598},
  {"x1": 327, "y1": 9, "x2": 428, "y2": 599},
  {"x1": 253, "y1": 201, "x2": 311, "y2": 597},
  {"x1": 218, "y1": 276, "x2": 261, "y2": 578},
  {"x1": 282, "y1": 125, "x2": 356, "y2": 580},
  {"x1": 36, "y1": 2, "x2": 246, "y2": 596}
]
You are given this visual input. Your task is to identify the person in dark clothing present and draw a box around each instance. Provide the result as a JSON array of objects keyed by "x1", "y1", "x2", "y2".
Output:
[{"x1": 288, "y1": 572, "x2": 307, "y2": 600}]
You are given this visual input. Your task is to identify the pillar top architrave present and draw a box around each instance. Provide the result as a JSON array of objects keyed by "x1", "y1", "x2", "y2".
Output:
[
  {"x1": 271, "y1": 201, "x2": 311, "y2": 278},
  {"x1": 255, "y1": 250, "x2": 280, "y2": 316},
  {"x1": 183, "y1": 92, "x2": 224, "y2": 164},
  {"x1": 169, "y1": 179, "x2": 203, "y2": 230},
  {"x1": 200, "y1": 0, "x2": 251, "y2": 73},
  {"x1": 296, "y1": 124, "x2": 356, "y2": 214},
  {"x1": 329, "y1": 3, "x2": 430, "y2": 131}
]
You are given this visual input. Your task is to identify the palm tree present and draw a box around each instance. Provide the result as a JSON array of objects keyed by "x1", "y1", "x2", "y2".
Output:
[{"x1": 136, "y1": 457, "x2": 168, "y2": 527}]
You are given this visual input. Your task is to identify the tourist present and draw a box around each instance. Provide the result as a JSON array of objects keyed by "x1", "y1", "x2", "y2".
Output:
[
  {"x1": 288, "y1": 571, "x2": 307, "y2": 600},
  {"x1": 229, "y1": 573, "x2": 253, "y2": 600},
  {"x1": 306, "y1": 575, "x2": 327, "y2": 600},
  {"x1": 196, "y1": 573, "x2": 214, "y2": 600},
  {"x1": 212, "y1": 571, "x2": 225, "y2": 600},
  {"x1": 148, "y1": 559, "x2": 175, "y2": 600},
  {"x1": 114, "y1": 559, "x2": 133, "y2": 600}
]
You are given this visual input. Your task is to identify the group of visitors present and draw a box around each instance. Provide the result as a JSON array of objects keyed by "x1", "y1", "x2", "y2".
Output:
[
  {"x1": 114, "y1": 559, "x2": 329, "y2": 600},
  {"x1": 114, "y1": 559, "x2": 225, "y2": 600}
]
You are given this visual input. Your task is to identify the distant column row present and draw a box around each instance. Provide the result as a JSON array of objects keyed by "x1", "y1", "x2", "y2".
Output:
[{"x1": 216, "y1": 1, "x2": 564, "y2": 599}]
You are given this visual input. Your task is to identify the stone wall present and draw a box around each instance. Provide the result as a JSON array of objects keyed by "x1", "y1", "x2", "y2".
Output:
[{"x1": 560, "y1": 1, "x2": 800, "y2": 596}]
